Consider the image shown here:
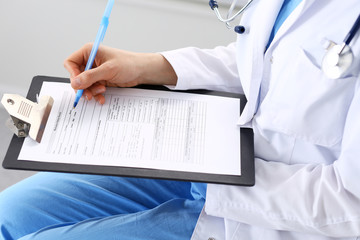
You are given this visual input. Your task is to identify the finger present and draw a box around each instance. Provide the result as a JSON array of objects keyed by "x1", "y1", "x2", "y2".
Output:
[
  {"x1": 71, "y1": 63, "x2": 113, "y2": 90},
  {"x1": 83, "y1": 89, "x2": 93, "y2": 101},
  {"x1": 64, "y1": 61, "x2": 82, "y2": 80},
  {"x1": 64, "y1": 44, "x2": 93, "y2": 79},
  {"x1": 87, "y1": 83, "x2": 106, "y2": 97},
  {"x1": 94, "y1": 94, "x2": 106, "y2": 105}
]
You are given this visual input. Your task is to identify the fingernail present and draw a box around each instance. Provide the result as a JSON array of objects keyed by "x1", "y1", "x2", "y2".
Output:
[{"x1": 94, "y1": 89, "x2": 104, "y2": 95}]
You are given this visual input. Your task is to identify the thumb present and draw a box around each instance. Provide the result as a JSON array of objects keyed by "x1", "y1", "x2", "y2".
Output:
[{"x1": 71, "y1": 66, "x2": 107, "y2": 90}]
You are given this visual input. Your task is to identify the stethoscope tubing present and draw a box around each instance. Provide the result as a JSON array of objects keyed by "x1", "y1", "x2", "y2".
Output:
[
  {"x1": 337, "y1": 13, "x2": 360, "y2": 55},
  {"x1": 322, "y1": 13, "x2": 360, "y2": 79},
  {"x1": 209, "y1": 0, "x2": 254, "y2": 25},
  {"x1": 344, "y1": 13, "x2": 360, "y2": 46},
  {"x1": 210, "y1": 0, "x2": 360, "y2": 79}
]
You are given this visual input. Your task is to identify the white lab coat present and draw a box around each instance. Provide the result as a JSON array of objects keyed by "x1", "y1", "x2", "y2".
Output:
[{"x1": 162, "y1": 0, "x2": 360, "y2": 239}]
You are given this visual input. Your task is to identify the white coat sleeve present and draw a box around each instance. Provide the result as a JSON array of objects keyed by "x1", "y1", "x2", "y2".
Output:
[
  {"x1": 160, "y1": 42, "x2": 243, "y2": 94},
  {"x1": 205, "y1": 76, "x2": 360, "y2": 238}
]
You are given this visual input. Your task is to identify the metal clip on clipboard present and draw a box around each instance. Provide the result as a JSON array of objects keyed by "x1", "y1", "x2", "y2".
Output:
[{"x1": 1, "y1": 94, "x2": 53, "y2": 143}]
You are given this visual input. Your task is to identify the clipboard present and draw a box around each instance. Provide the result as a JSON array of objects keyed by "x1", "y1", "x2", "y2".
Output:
[{"x1": 2, "y1": 76, "x2": 255, "y2": 186}]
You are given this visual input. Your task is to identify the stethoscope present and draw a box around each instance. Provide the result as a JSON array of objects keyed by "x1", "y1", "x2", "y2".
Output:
[
  {"x1": 321, "y1": 14, "x2": 360, "y2": 79},
  {"x1": 209, "y1": 0, "x2": 253, "y2": 34},
  {"x1": 209, "y1": 0, "x2": 360, "y2": 79}
]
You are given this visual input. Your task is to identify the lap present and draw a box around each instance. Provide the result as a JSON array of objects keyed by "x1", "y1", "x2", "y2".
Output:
[
  {"x1": 18, "y1": 198, "x2": 204, "y2": 240},
  {"x1": 0, "y1": 172, "x2": 206, "y2": 240}
]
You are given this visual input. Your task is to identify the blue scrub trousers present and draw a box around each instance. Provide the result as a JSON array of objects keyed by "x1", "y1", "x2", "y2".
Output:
[{"x1": 0, "y1": 172, "x2": 206, "y2": 240}]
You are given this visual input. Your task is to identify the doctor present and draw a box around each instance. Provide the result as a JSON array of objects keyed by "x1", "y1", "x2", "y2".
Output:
[{"x1": 1, "y1": 0, "x2": 360, "y2": 239}]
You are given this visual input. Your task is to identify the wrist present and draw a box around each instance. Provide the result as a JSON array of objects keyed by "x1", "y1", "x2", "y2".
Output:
[{"x1": 138, "y1": 53, "x2": 178, "y2": 86}]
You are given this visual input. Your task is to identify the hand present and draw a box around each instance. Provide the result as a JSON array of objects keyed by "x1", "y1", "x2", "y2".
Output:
[{"x1": 64, "y1": 43, "x2": 177, "y2": 104}]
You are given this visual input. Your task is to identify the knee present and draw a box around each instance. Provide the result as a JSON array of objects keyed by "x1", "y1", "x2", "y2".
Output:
[
  {"x1": 0, "y1": 174, "x2": 53, "y2": 240},
  {"x1": 0, "y1": 183, "x2": 29, "y2": 240}
]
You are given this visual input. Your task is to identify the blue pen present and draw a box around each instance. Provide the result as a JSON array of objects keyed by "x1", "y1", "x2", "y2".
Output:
[{"x1": 73, "y1": 0, "x2": 115, "y2": 108}]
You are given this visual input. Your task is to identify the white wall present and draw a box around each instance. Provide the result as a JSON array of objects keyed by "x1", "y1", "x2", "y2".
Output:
[{"x1": 0, "y1": 0, "x2": 239, "y2": 99}]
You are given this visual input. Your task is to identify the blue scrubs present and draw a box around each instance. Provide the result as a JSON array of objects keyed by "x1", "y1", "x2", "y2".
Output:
[
  {"x1": 0, "y1": 173, "x2": 206, "y2": 239},
  {"x1": 0, "y1": 0, "x2": 303, "y2": 239}
]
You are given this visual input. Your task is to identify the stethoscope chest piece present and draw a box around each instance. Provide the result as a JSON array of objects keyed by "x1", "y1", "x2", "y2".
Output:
[
  {"x1": 321, "y1": 43, "x2": 353, "y2": 79},
  {"x1": 321, "y1": 14, "x2": 360, "y2": 79}
]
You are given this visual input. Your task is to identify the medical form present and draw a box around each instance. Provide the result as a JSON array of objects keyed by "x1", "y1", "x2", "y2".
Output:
[{"x1": 18, "y1": 82, "x2": 241, "y2": 176}]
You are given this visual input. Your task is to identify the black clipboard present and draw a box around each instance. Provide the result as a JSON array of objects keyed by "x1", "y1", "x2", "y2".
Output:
[{"x1": 2, "y1": 76, "x2": 255, "y2": 186}]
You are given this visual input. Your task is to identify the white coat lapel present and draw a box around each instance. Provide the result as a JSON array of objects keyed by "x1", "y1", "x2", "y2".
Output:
[
  {"x1": 237, "y1": 0, "x2": 284, "y2": 125},
  {"x1": 268, "y1": 0, "x2": 317, "y2": 50}
]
